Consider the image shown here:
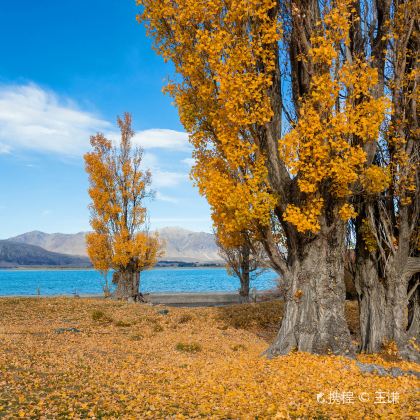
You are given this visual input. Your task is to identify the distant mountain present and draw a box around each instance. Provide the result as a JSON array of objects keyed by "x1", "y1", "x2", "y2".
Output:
[
  {"x1": 158, "y1": 227, "x2": 220, "y2": 262},
  {"x1": 9, "y1": 231, "x2": 88, "y2": 256},
  {"x1": 0, "y1": 240, "x2": 91, "y2": 268},
  {"x1": 8, "y1": 227, "x2": 222, "y2": 263}
]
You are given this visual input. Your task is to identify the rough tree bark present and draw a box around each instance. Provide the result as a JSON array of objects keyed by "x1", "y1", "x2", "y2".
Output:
[
  {"x1": 407, "y1": 272, "x2": 420, "y2": 339},
  {"x1": 355, "y1": 234, "x2": 420, "y2": 361},
  {"x1": 112, "y1": 270, "x2": 142, "y2": 301},
  {"x1": 355, "y1": 255, "x2": 406, "y2": 352},
  {"x1": 266, "y1": 222, "x2": 353, "y2": 356}
]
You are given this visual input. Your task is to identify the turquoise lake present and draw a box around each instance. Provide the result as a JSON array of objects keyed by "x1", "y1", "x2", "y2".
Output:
[{"x1": 0, "y1": 268, "x2": 278, "y2": 296}]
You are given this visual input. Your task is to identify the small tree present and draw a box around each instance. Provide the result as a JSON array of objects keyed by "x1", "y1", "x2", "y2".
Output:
[
  {"x1": 215, "y1": 230, "x2": 266, "y2": 302},
  {"x1": 84, "y1": 113, "x2": 162, "y2": 300}
]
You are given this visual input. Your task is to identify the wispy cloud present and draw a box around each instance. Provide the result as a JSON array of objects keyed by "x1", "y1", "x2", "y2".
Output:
[
  {"x1": 155, "y1": 191, "x2": 179, "y2": 203},
  {"x1": 0, "y1": 83, "x2": 189, "y2": 156},
  {"x1": 153, "y1": 170, "x2": 188, "y2": 188},
  {"x1": 181, "y1": 157, "x2": 195, "y2": 167},
  {"x1": 133, "y1": 129, "x2": 190, "y2": 151},
  {"x1": 0, "y1": 143, "x2": 11, "y2": 154},
  {"x1": 142, "y1": 152, "x2": 188, "y2": 188},
  {"x1": 0, "y1": 84, "x2": 109, "y2": 155}
]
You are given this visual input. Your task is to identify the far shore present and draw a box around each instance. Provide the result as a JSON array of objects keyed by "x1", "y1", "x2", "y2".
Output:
[{"x1": 0, "y1": 265, "x2": 225, "y2": 272}]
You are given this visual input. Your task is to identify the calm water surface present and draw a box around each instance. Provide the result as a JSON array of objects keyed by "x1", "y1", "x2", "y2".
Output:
[{"x1": 0, "y1": 268, "x2": 278, "y2": 296}]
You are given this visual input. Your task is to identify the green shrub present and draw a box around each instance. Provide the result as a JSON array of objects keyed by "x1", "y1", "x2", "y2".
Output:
[
  {"x1": 231, "y1": 344, "x2": 247, "y2": 352},
  {"x1": 178, "y1": 314, "x2": 193, "y2": 324},
  {"x1": 115, "y1": 320, "x2": 131, "y2": 327},
  {"x1": 153, "y1": 323, "x2": 164, "y2": 332},
  {"x1": 91, "y1": 310, "x2": 113, "y2": 323},
  {"x1": 175, "y1": 342, "x2": 202, "y2": 353},
  {"x1": 130, "y1": 334, "x2": 143, "y2": 341}
]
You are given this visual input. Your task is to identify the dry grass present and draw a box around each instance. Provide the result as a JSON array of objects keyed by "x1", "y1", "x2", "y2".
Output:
[{"x1": 0, "y1": 298, "x2": 417, "y2": 419}]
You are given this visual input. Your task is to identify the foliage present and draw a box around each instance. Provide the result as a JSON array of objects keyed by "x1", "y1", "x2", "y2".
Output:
[
  {"x1": 0, "y1": 298, "x2": 418, "y2": 418},
  {"x1": 356, "y1": 0, "x2": 419, "y2": 259},
  {"x1": 84, "y1": 113, "x2": 162, "y2": 276},
  {"x1": 138, "y1": 0, "x2": 279, "y2": 243},
  {"x1": 137, "y1": 0, "x2": 389, "y2": 239}
]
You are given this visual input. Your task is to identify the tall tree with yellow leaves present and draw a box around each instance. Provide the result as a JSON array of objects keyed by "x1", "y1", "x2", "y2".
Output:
[
  {"x1": 84, "y1": 113, "x2": 162, "y2": 300},
  {"x1": 137, "y1": 0, "x2": 390, "y2": 355},
  {"x1": 351, "y1": 0, "x2": 419, "y2": 359}
]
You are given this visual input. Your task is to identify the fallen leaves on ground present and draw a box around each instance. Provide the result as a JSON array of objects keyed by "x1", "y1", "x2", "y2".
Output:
[{"x1": 0, "y1": 298, "x2": 418, "y2": 418}]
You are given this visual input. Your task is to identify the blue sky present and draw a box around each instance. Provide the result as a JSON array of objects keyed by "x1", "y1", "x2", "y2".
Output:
[{"x1": 0, "y1": 0, "x2": 212, "y2": 238}]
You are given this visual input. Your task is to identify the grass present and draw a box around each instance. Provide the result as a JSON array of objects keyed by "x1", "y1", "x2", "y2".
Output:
[
  {"x1": 114, "y1": 320, "x2": 131, "y2": 327},
  {"x1": 175, "y1": 342, "x2": 202, "y2": 353},
  {"x1": 231, "y1": 343, "x2": 247, "y2": 352},
  {"x1": 0, "y1": 297, "x2": 417, "y2": 418},
  {"x1": 91, "y1": 309, "x2": 113, "y2": 323},
  {"x1": 178, "y1": 313, "x2": 193, "y2": 324}
]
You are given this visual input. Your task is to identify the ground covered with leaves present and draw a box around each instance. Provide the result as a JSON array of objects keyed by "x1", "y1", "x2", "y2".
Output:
[{"x1": 0, "y1": 298, "x2": 418, "y2": 418}]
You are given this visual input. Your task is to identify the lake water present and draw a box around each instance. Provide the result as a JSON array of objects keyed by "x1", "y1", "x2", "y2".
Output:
[{"x1": 0, "y1": 268, "x2": 278, "y2": 296}]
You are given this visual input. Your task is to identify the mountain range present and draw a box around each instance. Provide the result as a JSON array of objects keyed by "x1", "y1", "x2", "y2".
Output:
[
  {"x1": 0, "y1": 240, "x2": 91, "y2": 268},
  {"x1": 2, "y1": 227, "x2": 221, "y2": 267}
]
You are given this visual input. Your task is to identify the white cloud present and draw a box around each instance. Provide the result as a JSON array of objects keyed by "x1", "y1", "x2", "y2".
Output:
[
  {"x1": 141, "y1": 152, "x2": 159, "y2": 169},
  {"x1": 155, "y1": 191, "x2": 179, "y2": 203},
  {"x1": 182, "y1": 157, "x2": 195, "y2": 167},
  {"x1": 153, "y1": 170, "x2": 188, "y2": 188},
  {"x1": 0, "y1": 83, "x2": 190, "y2": 156},
  {"x1": 0, "y1": 143, "x2": 11, "y2": 154},
  {"x1": 0, "y1": 84, "x2": 110, "y2": 155},
  {"x1": 132, "y1": 129, "x2": 190, "y2": 151},
  {"x1": 142, "y1": 152, "x2": 187, "y2": 188}
]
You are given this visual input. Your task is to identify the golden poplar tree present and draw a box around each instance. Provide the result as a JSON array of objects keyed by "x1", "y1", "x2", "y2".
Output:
[
  {"x1": 352, "y1": 0, "x2": 419, "y2": 360},
  {"x1": 137, "y1": 0, "x2": 401, "y2": 355},
  {"x1": 84, "y1": 113, "x2": 162, "y2": 300}
]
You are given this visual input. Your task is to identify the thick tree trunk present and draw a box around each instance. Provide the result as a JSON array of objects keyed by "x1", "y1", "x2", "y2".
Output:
[
  {"x1": 355, "y1": 254, "x2": 419, "y2": 361},
  {"x1": 112, "y1": 270, "x2": 141, "y2": 300},
  {"x1": 356, "y1": 262, "x2": 405, "y2": 351},
  {"x1": 266, "y1": 226, "x2": 353, "y2": 356}
]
